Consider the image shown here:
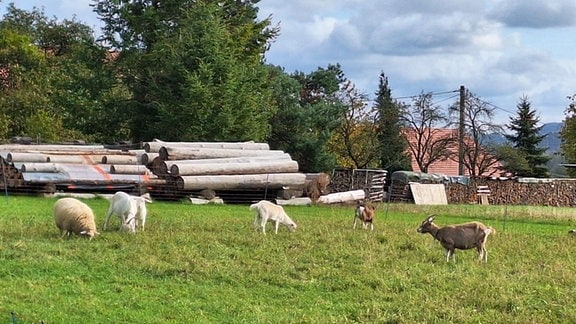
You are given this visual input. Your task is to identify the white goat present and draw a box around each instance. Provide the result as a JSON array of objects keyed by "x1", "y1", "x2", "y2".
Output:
[
  {"x1": 103, "y1": 192, "x2": 152, "y2": 233},
  {"x1": 249, "y1": 200, "x2": 297, "y2": 234},
  {"x1": 417, "y1": 215, "x2": 494, "y2": 262},
  {"x1": 353, "y1": 200, "x2": 375, "y2": 230}
]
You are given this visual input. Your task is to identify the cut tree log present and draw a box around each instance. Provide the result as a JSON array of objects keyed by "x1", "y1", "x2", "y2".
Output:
[
  {"x1": 175, "y1": 173, "x2": 307, "y2": 191},
  {"x1": 101, "y1": 155, "x2": 140, "y2": 165},
  {"x1": 317, "y1": 189, "x2": 365, "y2": 204},
  {"x1": 7, "y1": 152, "x2": 50, "y2": 163},
  {"x1": 158, "y1": 147, "x2": 286, "y2": 160},
  {"x1": 109, "y1": 164, "x2": 150, "y2": 175},
  {"x1": 166, "y1": 154, "x2": 292, "y2": 167},
  {"x1": 169, "y1": 160, "x2": 299, "y2": 176},
  {"x1": 20, "y1": 163, "x2": 62, "y2": 173},
  {"x1": 144, "y1": 140, "x2": 270, "y2": 153},
  {"x1": 140, "y1": 152, "x2": 159, "y2": 165}
]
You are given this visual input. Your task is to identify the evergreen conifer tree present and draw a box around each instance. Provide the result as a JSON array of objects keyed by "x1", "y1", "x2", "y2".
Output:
[{"x1": 505, "y1": 96, "x2": 550, "y2": 177}]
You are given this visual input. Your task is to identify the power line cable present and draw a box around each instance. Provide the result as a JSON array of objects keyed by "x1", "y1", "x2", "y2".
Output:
[{"x1": 392, "y1": 89, "x2": 459, "y2": 100}]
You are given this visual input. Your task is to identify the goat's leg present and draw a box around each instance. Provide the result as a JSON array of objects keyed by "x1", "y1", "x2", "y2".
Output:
[
  {"x1": 480, "y1": 246, "x2": 488, "y2": 262},
  {"x1": 253, "y1": 213, "x2": 260, "y2": 231},
  {"x1": 274, "y1": 221, "x2": 280, "y2": 234},
  {"x1": 103, "y1": 209, "x2": 113, "y2": 230},
  {"x1": 445, "y1": 249, "x2": 455, "y2": 262},
  {"x1": 353, "y1": 217, "x2": 358, "y2": 229},
  {"x1": 369, "y1": 222, "x2": 374, "y2": 231},
  {"x1": 140, "y1": 216, "x2": 146, "y2": 232},
  {"x1": 260, "y1": 217, "x2": 267, "y2": 235}
]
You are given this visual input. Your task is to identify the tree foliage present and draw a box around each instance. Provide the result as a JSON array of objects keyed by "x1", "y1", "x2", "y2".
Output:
[
  {"x1": 267, "y1": 64, "x2": 346, "y2": 172},
  {"x1": 94, "y1": 0, "x2": 279, "y2": 142},
  {"x1": 374, "y1": 72, "x2": 411, "y2": 173},
  {"x1": 0, "y1": 4, "x2": 129, "y2": 143},
  {"x1": 561, "y1": 94, "x2": 576, "y2": 177},
  {"x1": 327, "y1": 80, "x2": 380, "y2": 169},
  {"x1": 505, "y1": 96, "x2": 550, "y2": 177}
]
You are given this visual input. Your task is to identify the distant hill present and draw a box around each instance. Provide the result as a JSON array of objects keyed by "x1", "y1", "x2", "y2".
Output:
[
  {"x1": 486, "y1": 122, "x2": 562, "y2": 154},
  {"x1": 540, "y1": 122, "x2": 562, "y2": 154}
]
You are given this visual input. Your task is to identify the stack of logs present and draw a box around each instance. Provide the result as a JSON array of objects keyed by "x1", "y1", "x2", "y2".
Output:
[
  {"x1": 328, "y1": 168, "x2": 388, "y2": 202},
  {"x1": 141, "y1": 140, "x2": 307, "y2": 201}
]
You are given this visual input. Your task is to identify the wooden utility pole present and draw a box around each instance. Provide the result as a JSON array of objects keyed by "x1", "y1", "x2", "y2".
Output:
[{"x1": 458, "y1": 85, "x2": 466, "y2": 176}]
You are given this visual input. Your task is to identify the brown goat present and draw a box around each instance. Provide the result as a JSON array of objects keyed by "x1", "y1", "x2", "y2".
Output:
[
  {"x1": 353, "y1": 200, "x2": 375, "y2": 231},
  {"x1": 417, "y1": 215, "x2": 494, "y2": 262},
  {"x1": 304, "y1": 173, "x2": 331, "y2": 203}
]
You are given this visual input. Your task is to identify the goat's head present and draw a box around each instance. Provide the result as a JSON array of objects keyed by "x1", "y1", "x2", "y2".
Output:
[
  {"x1": 417, "y1": 215, "x2": 436, "y2": 233},
  {"x1": 286, "y1": 221, "x2": 297, "y2": 232}
]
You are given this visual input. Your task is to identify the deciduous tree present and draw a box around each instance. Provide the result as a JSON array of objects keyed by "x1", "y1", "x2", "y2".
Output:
[
  {"x1": 448, "y1": 93, "x2": 503, "y2": 177},
  {"x1": 560, "y1": 94, "x2": 576, "y2": 176},
  {"x1": 401, "y1": 92, "x2": 455, "y2": 174},
  {"x1": 267, "y1": 64, "x2": 346, "y2": 172}
]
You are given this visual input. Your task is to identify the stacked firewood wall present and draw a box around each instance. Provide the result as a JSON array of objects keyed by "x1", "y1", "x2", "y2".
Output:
[
  {"x1": 0, "y1": 156, "x2": 23, "y2": 187},
  {"x1": 446, "y1": 178, "x2": 576, "y2": 207},
  {"x1": 328, "y1": 168, "x2": 388, "y2": 202}
]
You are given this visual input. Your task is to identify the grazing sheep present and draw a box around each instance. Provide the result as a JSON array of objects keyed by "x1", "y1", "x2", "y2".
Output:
[
  {"x1": 54, "y1": 198, "x2": 99, "y2": 240},
  {"x1": 249, "y1": 200, "x2": 297, "y2": 234},
  {"x1": 417, "y1": 215, "x2": 494, "y2": 262},
  {"x1": 103, "y1": 192, "x2": 152, "y2": 233},
  {"x1": 353, "y1": 200, "x2": 375, "y2": 230}
]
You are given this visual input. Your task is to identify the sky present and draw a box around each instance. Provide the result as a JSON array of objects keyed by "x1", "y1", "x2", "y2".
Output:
[{"x1": 3, "y1": 0, "x2": 576, "y2": 125}]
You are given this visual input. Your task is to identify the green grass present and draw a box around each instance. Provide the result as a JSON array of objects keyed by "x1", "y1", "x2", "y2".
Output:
[{"x1": 1, "y1": 196, "x2": 576, "y2": 323}]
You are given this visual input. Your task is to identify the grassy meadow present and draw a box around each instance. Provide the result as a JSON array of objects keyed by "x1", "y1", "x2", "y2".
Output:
[{"x1": 1, "y1": 195, "x2": 576, "y2": 323}]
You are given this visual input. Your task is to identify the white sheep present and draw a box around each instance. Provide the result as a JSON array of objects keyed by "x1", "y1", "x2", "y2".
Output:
[
  {"x1": 103, "y1": 192, "x2": 152, "y2": 233},
  {"x1": 54, "y1": 197, "x2": 100, "y2": 240},
  {"x1": 250, "y1": 200, "x2": 297, "y2": 234}
]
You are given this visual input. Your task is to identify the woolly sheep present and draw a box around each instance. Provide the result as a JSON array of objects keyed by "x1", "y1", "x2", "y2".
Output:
[
  {"x1": 54, "y1": 197, "x2": 99, "y2": 240},
  {"x1": 103, "y1": 191, "x2": 152, "y2": 233}
]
